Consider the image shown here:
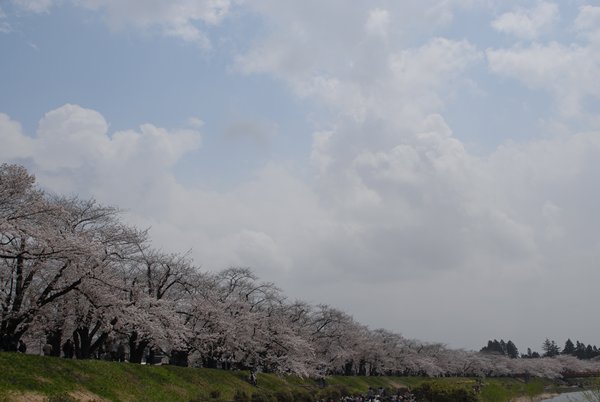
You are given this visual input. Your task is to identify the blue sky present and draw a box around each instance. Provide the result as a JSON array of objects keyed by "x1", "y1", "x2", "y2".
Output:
[{"x1": 2, "y1": 0, "x2": 600, "y2": 351}]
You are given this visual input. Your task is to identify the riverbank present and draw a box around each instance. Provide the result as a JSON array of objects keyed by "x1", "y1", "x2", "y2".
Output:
[{"x1": 0, "y1": 352, "x2": 577, "y2": 401}]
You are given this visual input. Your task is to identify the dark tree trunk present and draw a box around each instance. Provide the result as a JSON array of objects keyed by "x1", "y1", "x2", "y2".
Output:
[
  {"x1": 169, "y1": 349, "x2": 189, "y2": 367},
  {"x1": 72, "y1": 322, "x2": 109, "y2": 360},
  {"x1": 203, "y1": 356, "x2": 218, "y2": 368},
  {"x1": 1, "y1": 332, "x2": 20, "y2": 351},
  {"x1": 358, "y1": 359, "x2": 367, "y2": 376},
  {"x1": 344, "y1": 360, "x2": 354, "y2": 376},
  {"x1": 128, "y1": 331, "x2": 149, "y2": 364},
  {"x1": 45, "y1": 328, "x2": 62, "y2": 357}
]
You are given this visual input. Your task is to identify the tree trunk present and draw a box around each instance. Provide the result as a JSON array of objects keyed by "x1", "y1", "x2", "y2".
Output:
[
  {"x1": 73, "y1": 323, "x2": 109, "y2": 360},
  {"x1": 358, "y1": 359, "x2": 367, "y2": 376},
  {"x1": 45, "y1": 328, "x2": 62, "y2": 357},
  {"x1": 170, "y1": 349, "x2": 189, "y2": 367},
  {"x1": 203, "y1": 356, "x2": 218, "y2": 368},
  {"x1": 344, "y1": 360, "x2": 354, "y2": 376},
  {"x1": 128, "y1": 331, "x2": 149, "y2": 364}
]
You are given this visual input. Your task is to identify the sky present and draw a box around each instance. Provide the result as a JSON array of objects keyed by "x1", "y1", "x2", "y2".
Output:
[{"x1": 1, "y1": 0, "x2": 600, "y2": 352}]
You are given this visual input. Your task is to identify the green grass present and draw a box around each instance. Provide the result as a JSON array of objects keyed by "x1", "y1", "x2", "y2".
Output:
[{"x1": 0, "y1": 352, "x2": 560, "y2": 401}]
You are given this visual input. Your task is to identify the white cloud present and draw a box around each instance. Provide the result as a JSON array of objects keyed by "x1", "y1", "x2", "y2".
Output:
[
  {"x1": 11, "y1": 0, "x2": 54, "y2": 13},
  {"x1": 487, "y1": 5, "x2": 600, "y2": 120},
  {"x1": 487, "y1": 42, "x2": 600, "y2": 117},
  {"x1": 575, "y1": 5, "x2": 600, "y2": 32},
  {"x1": 79, "y1": 0, "x2": 235, "y2": 47},
  {"x1": 575, "y1": 5, "x2": 600, "y2": 42},
  {"x1": 491, "y1": 2, "x2": 559, "y2": 40},
  {"x1": 365, "y1": 8, "x2": 390, "y2": 38},
  {"x1": 0, "y1": 6, "x2": 11, "y2": 33},
  {"x1": 187, "y1": 116, "x2": 205, "y2": 129},
  {"x1": 228, "y1": 2, "x2": 600, "y2": 349},
  {"x1": 10, "y1": 0, "x2": 236, "y2": 47},
  {"x1": 0, "y1": 113, "x2": 33, "y2": 159},
  {"x1": 0, "y1": 104, "x2": 201, "y2": 214}
]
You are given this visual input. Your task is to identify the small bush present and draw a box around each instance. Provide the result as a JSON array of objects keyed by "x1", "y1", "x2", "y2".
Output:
[{"x1": 209, "y1": 389, "x2": 221, "y2": 399}]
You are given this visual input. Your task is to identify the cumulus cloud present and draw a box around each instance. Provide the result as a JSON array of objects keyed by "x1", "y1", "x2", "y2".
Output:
[
  {"x1": 0, "y1": 104, "x2": 201, "y2": 213},
  {"x1": 0, "y1": 114, "x2": 33, "y2": 159},
  {"x1": 491, "y1": 1, "x2": 559, "y2": 40},
  {"x1": 228, "y1": 1, "x2": 600, "y2": 347}
]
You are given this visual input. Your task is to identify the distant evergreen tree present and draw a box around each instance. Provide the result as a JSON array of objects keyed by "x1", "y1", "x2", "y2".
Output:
[
  {"x1": 522, "y1": 347, "x2": 541, "y2": 358},
  {"x1": 481, "y1": 339, "x2": 500, "y2": 354},
  {"x1": 506, "y1": 340, "x2": 519, "y2": 359},
  {"x1": 562, "y1": 339, "x2": 575, "y2": 355},
  {"x1": 481, "y1": 339, "x2": 510, "y2": 355},
  {"x1": 586, "y1": 344, "x2": 594, "y2": 359},
  {"x1": 575, "y1": 341, "x2": 587, "y2": 359},
  {"x1": 500, "y1": 339, "x2": 507, "y2": 355},
  {"x1": 481, "y1": 339, "x2": 519, "y2": 358},
  {"x1": 542, "y1": 338, "x2": 560, "y2": 357}
]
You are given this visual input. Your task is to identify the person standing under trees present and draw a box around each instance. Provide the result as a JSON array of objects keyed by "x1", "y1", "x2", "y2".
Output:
[
  {"x1": 17, "y1": 340, "x2": 26, "y2": 353},
  {"x1": 117, "y1": 343, "x2": 126, "y2": 362},
  {"x1": 62, "y1": 339, "x2": 74, "y2": 359},
  {"x1": 249, "y1": 370, "x2": 257, "y2": 386},
  {"x1": 42, "y1": 343, "x2": 53, "y2": 356}
]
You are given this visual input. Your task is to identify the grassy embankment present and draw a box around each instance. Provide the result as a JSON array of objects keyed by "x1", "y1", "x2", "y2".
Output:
[{"x1": 0, "y1": 352, "x2": 558, "y2": 401}]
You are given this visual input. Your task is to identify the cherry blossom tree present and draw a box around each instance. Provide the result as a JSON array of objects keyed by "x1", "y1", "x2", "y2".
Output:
[
  {"x1": 113, "y1": 247, "x2": 195, "y2": 363},
  {"x1": 0, "y1": 165, "x2": 134, "y2": 350}
]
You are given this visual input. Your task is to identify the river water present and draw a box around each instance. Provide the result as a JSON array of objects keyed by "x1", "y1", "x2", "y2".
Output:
[{"x1": 543, "y1": 391, "x2": 589, "y2": 401}]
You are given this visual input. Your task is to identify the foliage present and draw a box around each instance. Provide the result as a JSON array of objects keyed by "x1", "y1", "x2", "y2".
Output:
[
  {"x1": 411, "y1": 381, "x2": 478, "y2": 402},
  {"x1": 543, "y1": 339, "x2": 561, "y2": 357}
]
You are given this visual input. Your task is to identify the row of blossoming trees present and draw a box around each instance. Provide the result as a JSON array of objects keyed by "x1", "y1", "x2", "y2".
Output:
[{"x1": 1, "y1": 163, "x2": 599, "y2": 379}]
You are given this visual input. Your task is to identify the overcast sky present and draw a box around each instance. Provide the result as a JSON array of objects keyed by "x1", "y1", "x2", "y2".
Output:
[{"x1": 2, "y1": 0, "x2": 600, "y2": 352}]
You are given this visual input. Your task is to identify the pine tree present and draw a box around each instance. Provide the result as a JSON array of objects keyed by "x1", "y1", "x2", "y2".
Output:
[
  {"x1": 562, "y1": 339, "x2": 575, "y2": 355},
  {"x1": 506, "y1": 340, "x2": 519, "y2": 359},
  {"x1": 586, "y1": 345, "x2": 594, "y2": 359},
  {"x1": 542, "y1": 338, "x2": 560, "y2": 357},
  {"x1": 575, "y1": 341, "x2": 587, "y2": 359}
]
